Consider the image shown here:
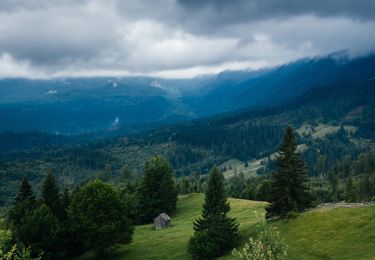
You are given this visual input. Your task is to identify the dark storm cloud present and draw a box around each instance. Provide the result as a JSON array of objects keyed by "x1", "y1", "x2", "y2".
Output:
[
  {"x1": 172, "y1": 0, "x2": 375, "y2": 35},
  {"x1": 178, "y1": 0, "x2": 375, "y2": 21},
  {"x1": 0, "y1": 0, "x2": 375, "y2": 78}
]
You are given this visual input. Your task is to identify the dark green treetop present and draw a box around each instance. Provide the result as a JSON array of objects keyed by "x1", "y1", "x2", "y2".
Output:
[
  {"x1": 15, "y1": 177, "x2": 35, "y2": 204},
  {"x1": 42, "y1": 171, "x2": 63, "y2": 219},
  {"x1": 69, "y1": 179, "x2": 134, "y2": 257},
  {"x1": 137, "y1": 155, "x2": 177, "y2": 223}
]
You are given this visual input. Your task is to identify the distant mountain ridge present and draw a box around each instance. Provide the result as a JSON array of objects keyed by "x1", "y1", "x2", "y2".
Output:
[
  {"x1": 192, "y1": 53, "x2": 375, "y2": 115},
  {"x1": 0, "y1": 53, "x2": 374, "y2": 135}
]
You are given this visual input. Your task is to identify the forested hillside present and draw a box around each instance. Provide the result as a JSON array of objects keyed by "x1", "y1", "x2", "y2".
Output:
[{"x1": 0, "y1": 78, "x2": 374, "y2": 206}]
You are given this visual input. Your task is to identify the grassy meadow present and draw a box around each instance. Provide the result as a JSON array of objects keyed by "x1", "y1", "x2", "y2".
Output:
[
  {"x1": 273, "y1": 206, "x2": 375, "y2": 260},
  {"x1": 78, "y1": 194, "x2": 375, "y2": 260}
]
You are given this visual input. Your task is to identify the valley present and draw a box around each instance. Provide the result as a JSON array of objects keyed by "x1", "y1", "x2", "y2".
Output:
[
  {"x1": 0, "y1": 54, "x2": 374, "y2": 260},
  {"x1": 1, "y1": 2, "x2": 375, "y2": 259}
]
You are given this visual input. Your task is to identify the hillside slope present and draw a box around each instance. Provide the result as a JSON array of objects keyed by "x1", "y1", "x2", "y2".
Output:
[
  {"x1": 194, "y1": 54, "x2": 375, "y2": 115},
  {"x1": 273, "y1": 206, "x2": 375, "y2": 259},
  {"x1": 77, "y1": 194, "x2": 375, "y2": 260},
  {"x1": 77, "y1": 193, "x2": 267, "y2": 260}
]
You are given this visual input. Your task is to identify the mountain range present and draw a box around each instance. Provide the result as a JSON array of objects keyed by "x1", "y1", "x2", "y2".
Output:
[
  {"x1": 1, "y1": 53, "x2": 375, "y2": 136},
  {"x1": 0, "y1": 53, "x2": 374, "y2": 206}
]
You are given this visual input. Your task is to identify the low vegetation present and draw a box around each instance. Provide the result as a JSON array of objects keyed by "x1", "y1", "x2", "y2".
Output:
[{"x1": 232, "y1": 224, "x2": 288, "y2": 260}]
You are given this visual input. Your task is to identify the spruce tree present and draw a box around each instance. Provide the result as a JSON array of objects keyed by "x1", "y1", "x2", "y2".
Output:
[
  {"x1": 42, "y1": 171, "x2": 63, "y2": 219},
  {"x1": 188, "y1": 167, "x2": 239, "y2": 259},
  {"x1": 15, "y1": 177, "x2": 35, "y2": 203},
  {"x1": 120, "y1": 165, "x2": 132, "y2": 183},
  {"x1": 328, "y1": 167, "x2": 339, "y2": 202},
  {"x1": 345, "y1": 176, "x2": 357, "y2": 202},
  {"x1": 266, "y1": 127, "x2": 313, "y2": 219},
  {"x1": 360, "y1": 173, "x2": 372, "y2": 201},
  {"x1": 61, "y1": 187, "x2": 70, "y2": 221},
  {"x1": 9, "y1": 177, "x2": 36, "y2": 227},
  {"x1": 137, "y1": 155, "x2": 177, "y2": 223}
]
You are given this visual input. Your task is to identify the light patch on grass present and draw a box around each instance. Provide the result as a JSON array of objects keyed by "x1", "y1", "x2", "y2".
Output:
[
  {"x1": 297, "y1": 124, "x2": 357, "y2": 139},
  {"x1": 219, "y1": 159, "x2": 265, "y2": 179}
]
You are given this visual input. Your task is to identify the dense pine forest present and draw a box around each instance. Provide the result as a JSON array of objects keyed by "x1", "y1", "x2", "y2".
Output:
[{"x1": 1, "y1": 79, "x2": 374, "y2": 207}]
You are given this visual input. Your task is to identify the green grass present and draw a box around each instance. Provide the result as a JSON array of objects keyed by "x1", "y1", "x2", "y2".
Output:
[
  {"x1": 78, "y1": 194, "x2": 375, "y2": 260},
  {"x1": 272, "y1": 206, "x2": 375, "y2": 260},
  {"x1": 77, "y1": 193, "x2": 266, "y2": 260}
]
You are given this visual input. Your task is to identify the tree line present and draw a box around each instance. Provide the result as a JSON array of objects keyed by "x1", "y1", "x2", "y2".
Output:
[{"x1": 2, "y1": 156, "x2": 177, "y2": 259}]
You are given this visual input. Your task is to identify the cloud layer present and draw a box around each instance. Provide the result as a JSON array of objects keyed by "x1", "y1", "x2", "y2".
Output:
[{"x1": 0, "y1": 0, "x2": 374, "y2": 78}]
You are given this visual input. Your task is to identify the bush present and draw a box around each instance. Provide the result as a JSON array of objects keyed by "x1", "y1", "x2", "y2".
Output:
[
  {"x1": 1, "y1": 244, "x2": 41, "y2": 260},
  {"x1": 0, "y1": 225, "x2": 12, "y2": 257},
  {"x1": 16, "y1": 204, "x2": 62, "y2": 258},
  {"x1": 188, "y1": 231, "x2": 219, "y2": 259},
  {"x1": 232, "y1": 224, "x2": 287, "y2": 260},
  {"x1": 286, "y1": 211, "x2": 299, "y2": 219},
  {"x1": 0, "y1": 221, "x2": 42, "y2": 260}
]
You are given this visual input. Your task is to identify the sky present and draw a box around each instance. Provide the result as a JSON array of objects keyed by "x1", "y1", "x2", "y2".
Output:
[{"x1": 0, "y1": 0, "x2": 375, "y2": 79}]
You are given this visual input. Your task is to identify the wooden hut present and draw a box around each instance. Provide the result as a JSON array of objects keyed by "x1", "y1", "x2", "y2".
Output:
[{"x1": 153, "y1": 212, "x2": 171, "y2": 229}]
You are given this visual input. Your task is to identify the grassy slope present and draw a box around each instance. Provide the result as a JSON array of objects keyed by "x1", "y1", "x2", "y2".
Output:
[
  {"x1": 79, "y1": 194, "x2": 375, "y2": 260},
  {"x1": 78, "y1": 193, "x2": 266, "y2": 260},
  {"x1": 272, "y1": 206, "x2": 375, "y2": 260}
]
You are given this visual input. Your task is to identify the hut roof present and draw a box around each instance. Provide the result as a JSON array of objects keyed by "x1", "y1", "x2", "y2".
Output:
[{"x1": 157, "y1": 212, "x2": 170, "y2": 221}]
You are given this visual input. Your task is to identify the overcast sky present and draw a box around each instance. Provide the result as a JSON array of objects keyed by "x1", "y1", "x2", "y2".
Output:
[{"x1": 0, "y1": 0, "x2": 375, "y2": 78}]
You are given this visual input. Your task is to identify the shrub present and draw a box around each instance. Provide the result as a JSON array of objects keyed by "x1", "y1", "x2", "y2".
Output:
[
  {"x1": 232, "y1": 224, "x2": 287, "y2": 260},
  {"x1": 286, "y1": 211, "x2": 299, "y2": 219},
  {"x1": 0, "y1": 221, "x2": 42, "y2": 260},
  {"x1": 2, "y1": 244, "x2": 42, "y2": 260},
  {"x1": 0, "y1": 226, "x2": 12, "y2": 257},
  {"x1": 16, "y1": 204, "x2": 61, "y2": 258}
]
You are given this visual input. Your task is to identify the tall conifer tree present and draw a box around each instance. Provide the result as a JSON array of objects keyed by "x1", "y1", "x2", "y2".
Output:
[
  {"x1": 188, "y1": 167, "x2": 239, "y2": 259},
  {"x1": 266, "y1": 127, "x2": 313, "y2": 219},
  {"x1": 345, "y1": 176, "x2": 357, "y2": 202},
  {"x1": 42, "y1": 171, "x2": 63, "y2": 219},
  {"x1": 15, "y1": 177, "x2": 35, "y2": 203},
  {"x1": 61, "y1": 187, "x2": 70, "y2": 221},
  {"x1": 9, "y1": 177, "x2": 36, "y2": 227}
]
